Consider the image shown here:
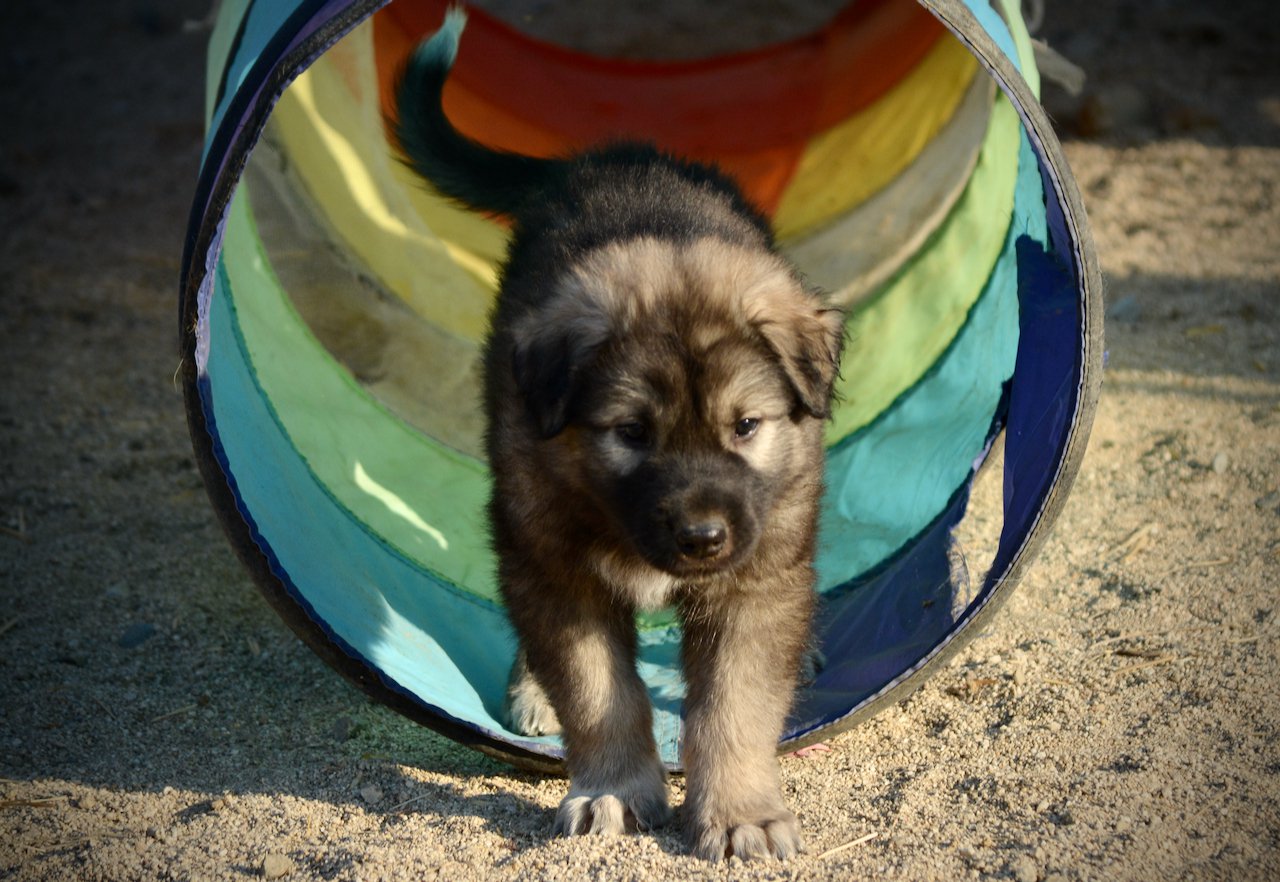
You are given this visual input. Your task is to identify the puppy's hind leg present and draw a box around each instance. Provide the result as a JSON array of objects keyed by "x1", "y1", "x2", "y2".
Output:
[
  {"x1": 798, "y1": 638, "x2": 826, "y2": 687},
  {"x1": 506, "y1": 647, "x2": 561, "y2": 736}
]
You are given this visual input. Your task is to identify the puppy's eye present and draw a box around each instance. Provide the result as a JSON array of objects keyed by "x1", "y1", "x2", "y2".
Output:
[
  {"x1": 734, "y1": 417, "x2": 760, "y2": 440},
  {"x1": 615, "y1": 421, "x2": 651, "y2": 446}
]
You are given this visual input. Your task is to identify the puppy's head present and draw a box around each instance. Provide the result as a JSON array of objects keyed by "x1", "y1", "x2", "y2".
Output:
[{"x1": 511, "y1": 237, "x2": 844, "y2": 577}]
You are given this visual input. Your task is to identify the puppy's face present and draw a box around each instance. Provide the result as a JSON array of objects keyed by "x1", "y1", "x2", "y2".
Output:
[
  {"x1": 510, "y1": 237, "x2": 844, "y2": 580},
  {"x1": 579, "y1": 322, "x2": 796, "y2": 577}
]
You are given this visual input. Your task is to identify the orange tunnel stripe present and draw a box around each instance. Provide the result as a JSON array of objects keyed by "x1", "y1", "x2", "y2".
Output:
[{"x1": 372, "y1": 0, "x2": 945, "y2": 217}]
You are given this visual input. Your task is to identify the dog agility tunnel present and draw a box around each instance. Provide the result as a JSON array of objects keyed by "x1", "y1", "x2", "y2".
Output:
[{"x1": 179, "y1": 0, "x2": 1102, "y2": 770}]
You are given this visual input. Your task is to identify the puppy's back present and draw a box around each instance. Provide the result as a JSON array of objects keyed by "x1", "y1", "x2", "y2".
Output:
[
  {"x1": 391, "y1": 10, "x2": 773, "y2": 272},
  {"x1": 501, "y1": 145, "x2": 774, "y2": 300}
]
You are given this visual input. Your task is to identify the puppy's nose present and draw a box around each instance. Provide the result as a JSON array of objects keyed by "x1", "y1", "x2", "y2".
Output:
[{"x1": 675, "y1": 522, "x2": 727, "y2": 560}]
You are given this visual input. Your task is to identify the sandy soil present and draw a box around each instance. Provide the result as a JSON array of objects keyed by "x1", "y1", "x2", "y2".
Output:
[{"x1": 2, "y1": 1, "x2": 1278, "y2": 880}]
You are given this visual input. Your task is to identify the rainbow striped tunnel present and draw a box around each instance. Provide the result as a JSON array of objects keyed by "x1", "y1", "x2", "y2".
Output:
[{"x1": 180, "y1": 0, "x2": 1103, "y2": 770}]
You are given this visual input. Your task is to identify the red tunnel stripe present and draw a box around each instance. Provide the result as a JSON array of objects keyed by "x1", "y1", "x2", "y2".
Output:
[{"x1": 374, "y1": 0, "x2": 944, "y2": 216}]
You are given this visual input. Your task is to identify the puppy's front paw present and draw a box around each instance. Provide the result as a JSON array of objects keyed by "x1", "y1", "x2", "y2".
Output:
[
  {"x1": 689, "y1": 809, "x2": 802, "y2": 862},
  {"x1": 553, "y1": 778, "x2": 671, "y2": 837}
]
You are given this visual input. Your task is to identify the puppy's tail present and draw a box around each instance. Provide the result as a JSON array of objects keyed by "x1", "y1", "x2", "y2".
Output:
[{"x1": 391, "y1": 7, "x2": 561, "y2": 217}]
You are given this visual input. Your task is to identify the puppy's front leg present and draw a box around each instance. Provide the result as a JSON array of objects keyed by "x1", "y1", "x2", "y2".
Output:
[
  {"x1": 679, "y1": 576, "x2": 813, "y2": 861},
  {"x1": 509, "y1": 578, "x2": 671, "y2": 836}
]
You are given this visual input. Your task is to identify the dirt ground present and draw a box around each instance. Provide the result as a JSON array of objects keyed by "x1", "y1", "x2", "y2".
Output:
[{"x1": 1, "y1": 1, "x2": 1278, "y2": 880}]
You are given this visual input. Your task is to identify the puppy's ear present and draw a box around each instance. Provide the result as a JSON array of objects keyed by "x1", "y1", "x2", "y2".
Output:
[
  {"x1": 510, "y1": 298, "x2": 612, "y2": 438},
  {"x1": 755, "y1": 304, "x2": 845, "y2": 419}
]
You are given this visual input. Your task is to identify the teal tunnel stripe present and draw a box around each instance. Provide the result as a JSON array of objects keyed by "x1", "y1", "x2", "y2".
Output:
[{"x1": 817, "y1": 125, "x2": 1043, "y2": 590}]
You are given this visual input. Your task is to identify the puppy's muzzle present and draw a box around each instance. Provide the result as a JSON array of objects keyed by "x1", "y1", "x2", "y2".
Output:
[
  {"x1": 675, "y1": 520, "x2": 729, "y2": 561},
  {"x1": 630, "y1": 455, "x2": 761, "y2": 575}
]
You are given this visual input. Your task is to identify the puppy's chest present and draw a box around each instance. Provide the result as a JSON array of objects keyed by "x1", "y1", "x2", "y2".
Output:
[{"x1": 593, "y1": 554, "x2": 678, "y2": 610}]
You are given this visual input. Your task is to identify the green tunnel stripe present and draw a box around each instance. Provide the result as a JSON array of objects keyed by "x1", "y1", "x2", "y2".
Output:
[
  {"x1": 825, "y1": 90, "x2": 1021, "y2": 444},
  {"x1": 222, "y1": 189, "x2": 501, "y2": 601},
  {"x1": 818, "y1": 125, "x2": 1041, "y2": 586},
  {"x1": 205, "y1": 268, "x2": 524, "y2": 744}
]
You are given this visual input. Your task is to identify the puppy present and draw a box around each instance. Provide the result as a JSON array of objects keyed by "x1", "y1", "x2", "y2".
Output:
[{"x1": 392, "y1": 9, "x2": 843, "y2": 861}]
